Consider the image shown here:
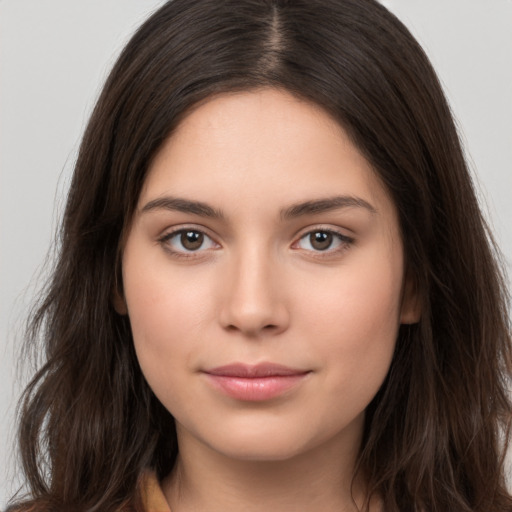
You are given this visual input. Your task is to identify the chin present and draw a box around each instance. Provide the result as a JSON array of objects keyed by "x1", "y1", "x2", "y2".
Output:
[
  {"x1": 210, "y1": 436, "x2": 309, "y2": 462},
  {"x1": 196, "y1": 420, "x2": 351, "y2": 464}
]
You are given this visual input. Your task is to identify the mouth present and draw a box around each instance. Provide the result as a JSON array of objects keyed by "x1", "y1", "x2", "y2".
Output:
[{"x1": 202, "y1": 363, "x2": 311, "y2": 401}]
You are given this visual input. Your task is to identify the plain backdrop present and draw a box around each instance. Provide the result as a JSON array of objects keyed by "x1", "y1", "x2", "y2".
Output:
[{"x1": 1, "y1": 0, "x2": 511, "y2": 507}]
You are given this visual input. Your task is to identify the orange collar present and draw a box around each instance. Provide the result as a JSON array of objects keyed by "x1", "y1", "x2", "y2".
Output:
[{"x1": 140, "y1": 471, "x2": 171, "y2": 512}]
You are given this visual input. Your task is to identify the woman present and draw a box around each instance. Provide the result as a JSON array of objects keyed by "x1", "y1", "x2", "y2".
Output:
[{"x1": 8, "y1": 0, "x2": 512, "y2": 511}]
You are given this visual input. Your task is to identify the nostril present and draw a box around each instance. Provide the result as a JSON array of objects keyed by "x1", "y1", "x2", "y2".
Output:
[
  {"x1": 223, "y1": 322, "x2": 282, "y2": 337},
  {"x1": 218, "y1": 281, "x2": 290, "y2": 336}
]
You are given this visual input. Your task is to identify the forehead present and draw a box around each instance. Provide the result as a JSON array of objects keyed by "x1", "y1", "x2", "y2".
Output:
[{"x1": 139, "y1": 88, "x2": 394, "y2": 221}]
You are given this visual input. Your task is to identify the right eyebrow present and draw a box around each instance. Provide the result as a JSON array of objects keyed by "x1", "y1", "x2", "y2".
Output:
[
  {"x1": 140, "y1": 196, "x2": 225, "y2": 219},
  {"x1": 280, "y1": 195, "x2": 377, "y2": 220}
]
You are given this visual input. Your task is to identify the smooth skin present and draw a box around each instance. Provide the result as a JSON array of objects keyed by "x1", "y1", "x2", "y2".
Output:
[{"x1": 118, "y1": 89, "x2": 420, "y2": 512}]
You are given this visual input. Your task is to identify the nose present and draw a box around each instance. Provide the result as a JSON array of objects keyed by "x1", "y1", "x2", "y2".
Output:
[{"x1": 218, "y1": 247, "x2": 290, "y2": 337}]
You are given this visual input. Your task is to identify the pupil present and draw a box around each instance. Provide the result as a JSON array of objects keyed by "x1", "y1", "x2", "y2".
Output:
[
  {"x1": 311, "y1": 231, "x2": 332, "y2": 251},
  {"x1": 181, "y1": 231, "x2": 203, "y2": 250}
]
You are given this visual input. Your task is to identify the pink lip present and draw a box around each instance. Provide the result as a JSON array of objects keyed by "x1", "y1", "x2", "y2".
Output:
[{"x1": 203, "y1": 363, "x2": 310, "y2": 401}]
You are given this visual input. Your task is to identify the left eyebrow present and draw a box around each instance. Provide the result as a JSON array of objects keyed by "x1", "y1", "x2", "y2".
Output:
[
  {"x1": 140, "y1": 196, "x2": 225, "y2": 219},
  {"x1": 280, "y1": 196, "x2": 377, "y2": 220}
]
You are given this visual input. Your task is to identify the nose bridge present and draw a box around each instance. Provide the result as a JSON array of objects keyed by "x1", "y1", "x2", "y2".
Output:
[{"x1": 219, "y1": 240, "x2": 288, "y2": 336}]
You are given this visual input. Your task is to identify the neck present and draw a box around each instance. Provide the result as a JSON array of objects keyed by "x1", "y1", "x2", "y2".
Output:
[{"x1": 162, "y1": 420, "x2": 374, "y2": 512}]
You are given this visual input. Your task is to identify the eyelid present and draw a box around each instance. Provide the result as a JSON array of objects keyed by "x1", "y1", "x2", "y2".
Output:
[
  {"x1": 291, "y1": 226, "x2": 354, "y2": 253},
  {"x1": 158, "y1": 225, "x2": 221, "y2": 257},
  {"x1": 156, "y1": 223, "x2": 354, "y2": 259}
]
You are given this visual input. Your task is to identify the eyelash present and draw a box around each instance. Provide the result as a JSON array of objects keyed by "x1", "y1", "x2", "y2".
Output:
[
  {"x1": 293, "y1": 228, "x2": 354, "y2": 256},
  {"x1": 158, "y1": 227, "x2": 219, "y2": 259},
  {"x1": 158, "y1": 226, "x2": 354, "y2": 259}
]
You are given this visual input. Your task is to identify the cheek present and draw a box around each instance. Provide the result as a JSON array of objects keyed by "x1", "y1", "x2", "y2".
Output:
[
  {"x1": 122, "y1": 256, "x2": 214, "y2": 392},
  {"x1": 299, "y1": 250, "x2": 403, "y2": 400},
  {"x1": 301, "y1": 245, "x2": 403, "y2": 335}
]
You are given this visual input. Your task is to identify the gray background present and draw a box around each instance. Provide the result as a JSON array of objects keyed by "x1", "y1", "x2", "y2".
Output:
[{"x1": 1, "y1": 0, "x2": 511, "y2": 506}]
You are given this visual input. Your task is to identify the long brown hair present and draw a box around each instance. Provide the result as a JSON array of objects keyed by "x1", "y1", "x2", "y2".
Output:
[{"x1": 8, "y1": 0, "x2": 512, "y2": 511}]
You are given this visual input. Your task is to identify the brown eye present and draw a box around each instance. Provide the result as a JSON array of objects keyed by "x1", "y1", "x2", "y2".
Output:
[
  {"x1": 181, "y1": 230, "x2": 204, "y2": 251},
  {"x1": 295, "y1": 229, "x2": 352, "y2": 254},
  {"x1": 309, "y1": 231, "x2": 333, "y2": 251},
  {"x1": 161, "y1": 229, "x2": 217, "y2": 255}
]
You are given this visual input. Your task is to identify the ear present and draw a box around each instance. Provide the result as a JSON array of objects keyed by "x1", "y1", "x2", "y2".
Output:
[
  {"x1": 400, "y1": 271, "x2": 421, "y2": 324},
  {"x1": 112, "y1": 287, "x2": 128, "y2": 315},
  {"x1": 112, "y1": 251, "x2": 128, "y2": 315}
]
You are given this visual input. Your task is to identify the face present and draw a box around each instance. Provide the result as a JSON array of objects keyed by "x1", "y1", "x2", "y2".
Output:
[{"x1": 119, "y1": 89, "x2": 419, "y2": 463}]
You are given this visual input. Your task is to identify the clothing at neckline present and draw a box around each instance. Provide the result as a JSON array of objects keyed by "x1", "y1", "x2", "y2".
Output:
[{"x1": 141, "y1": 471, "x2": 171, "y2": 512}]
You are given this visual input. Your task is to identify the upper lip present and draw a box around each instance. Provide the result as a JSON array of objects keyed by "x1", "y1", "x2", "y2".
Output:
[{"x1": 204, "y1": 363, "x2": 310, "y2": 378}]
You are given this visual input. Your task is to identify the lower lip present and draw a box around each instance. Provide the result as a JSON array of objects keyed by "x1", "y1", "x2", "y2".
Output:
[{"x1": 204, "y1": 373, "x2": 309, "y2": 401}]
